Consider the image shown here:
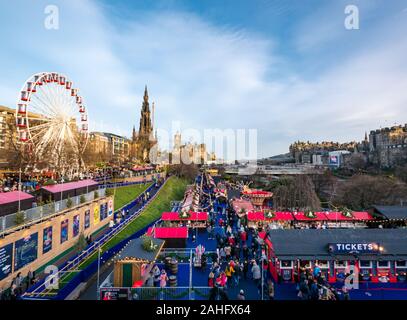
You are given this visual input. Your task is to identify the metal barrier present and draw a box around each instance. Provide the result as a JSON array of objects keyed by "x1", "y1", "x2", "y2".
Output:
[
  {"x1": 0, "y1": 189, "x2": 106, "y2": 236},
  {"x1": 100, "y1": 286, "x2": 212, "y2": 300}
]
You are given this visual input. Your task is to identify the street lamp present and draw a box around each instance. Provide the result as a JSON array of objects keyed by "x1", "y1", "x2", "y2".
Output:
[{"x1": 96, "y1": 242, "x2": 102, "y2": 300}]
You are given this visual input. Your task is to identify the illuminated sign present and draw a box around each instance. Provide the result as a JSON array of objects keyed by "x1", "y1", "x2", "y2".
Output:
[{"x1": 328, "y1": 243, "x2": 382, "y2": 254}]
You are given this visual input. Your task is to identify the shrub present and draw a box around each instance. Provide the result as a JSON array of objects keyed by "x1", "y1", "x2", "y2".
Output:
[
  {"x1": 14, "y1": 211, "x2": 26, "y2": 226},
  {"x1": 66, "y1": 197, "x2": 73, "y2": 208},
  {"x1": 105, "y1": 188, "x2": 114, "y2": 197},
  {"x1": 80, "y1": 195, "x2": 86, "y2": 204},
  {"x1": 94, "y1": 191, "x2": 99, "y2": 199}
]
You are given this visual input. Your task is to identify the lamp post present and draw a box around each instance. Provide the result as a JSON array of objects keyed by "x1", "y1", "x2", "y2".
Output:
[
  {"x1": 96, "y1": 242, "x2": 101, "y2": 300},
  {"x1": 18, "y1": 167, "x2": 22, "y2": 213}
]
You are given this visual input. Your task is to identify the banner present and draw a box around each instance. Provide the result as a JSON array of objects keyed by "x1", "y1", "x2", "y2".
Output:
[
  {"x1": 42, "y1": 226, "x2": 53, "y2": 254},
  {"x1": 0, "y1": 243, "x2": 13, "y2": 281},
  {"x1": 108, "y1": 199, "x2": 114, "y2": 217},
  {"x1": 94, "y1": 206, "x2": 100, "y2": 224},
  {"x1": 100, "y1": 288, "x2": 130, "y2": 300},
  {"x1": 73, "y1": 214, "x2": 80, "y2": 238},
  {"x1": 14, "y1": 233, "x2": 38, "y2": 271},
  {"x1": 60, "y1": 219, "x2": 69, "y2": 244},
  {"x1": 84, "y1": 209, "x2": 90, "y2": 229},
  {"x1": 100, "y1": 203, "x2": 108, "y2": 221}
]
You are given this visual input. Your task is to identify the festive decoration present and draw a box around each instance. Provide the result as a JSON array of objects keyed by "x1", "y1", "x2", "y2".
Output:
[
  {"x1": 264, "y1": 210, "x2": 275, "y2": 219},
  {"x1": 305, "y1": 211, "x2": 317, "y2": 219},
  {"x1": 342, "y1": 211, "x2": 354, "y2": 218},
  {"x1": 179, "y1": 211, "x2": 191, "y2": 219},
  {"x1": 141, "y1": 235, "x2": 158, "y2": 252}
]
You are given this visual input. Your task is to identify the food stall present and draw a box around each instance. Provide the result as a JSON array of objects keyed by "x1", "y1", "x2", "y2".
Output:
[
  {"x1": 161, "y1": 211, "x2": 208, "y2": 228},
  {"x1": 147, "y1": 226, "x2": 188, "y2": 248},
  {"x1": 265, "y1": 228, "x2": 407, "y2": 284}
]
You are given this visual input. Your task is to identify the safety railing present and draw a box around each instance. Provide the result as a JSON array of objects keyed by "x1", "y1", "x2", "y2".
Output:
[
  {"x1": 0, "y1": 189, "x2": 106, "y2": 236},
  {"x1": 22, "y1": 180, "x2": 166, "y2": 299},
  {"x1": 99, "y1": 286, "x2": 212, "y2": 300}
]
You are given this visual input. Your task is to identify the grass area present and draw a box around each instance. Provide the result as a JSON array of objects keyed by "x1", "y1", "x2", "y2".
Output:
[
  {"x1": 51, "y1": 177, "x2": 188, "y2": 292},
  {"x1": 112, "y1": 183, "x2": 151, "y2": 211}
]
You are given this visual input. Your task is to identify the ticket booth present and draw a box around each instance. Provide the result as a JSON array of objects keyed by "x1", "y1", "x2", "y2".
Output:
[{"x1": 395, "y1": 260, "x2": 407, "y2": 282}]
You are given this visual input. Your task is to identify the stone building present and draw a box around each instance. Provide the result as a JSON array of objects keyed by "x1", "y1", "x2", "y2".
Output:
[
  {"x1": 368, "y1": 124, "x2": 407, "y2": 167},
  {"x1": 131, "y1": 86, "x2": 157, "y2": 163}
]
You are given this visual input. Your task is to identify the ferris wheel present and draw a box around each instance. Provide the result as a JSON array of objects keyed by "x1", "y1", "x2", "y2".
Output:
[{"x1": 15, "y1": 72, "x2": 89, "y2": 173}]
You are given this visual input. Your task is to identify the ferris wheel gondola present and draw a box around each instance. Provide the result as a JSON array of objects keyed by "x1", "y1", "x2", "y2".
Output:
[{"x1": 15, "y1": 72, "x2": 89, "y2": 174}]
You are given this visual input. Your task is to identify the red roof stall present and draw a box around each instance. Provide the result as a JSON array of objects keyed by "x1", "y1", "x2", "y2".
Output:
[
  {"x1": 41, "y1": 179, "x2": 98, "y2": 201},
  {"x1": 147, "y1": 226, "x2": 188, "y2": 248},
  {"x1": 0, "y1": 191, "x2": 35, "y2": 217},
  {"x1": 247, "y1": 211, "x2": 294, "y2": 221},
  {"x1": 323, "y1": 211, "x2": 353, "y2": 221},
  {"x1": 352, "y1": 211, "x2": 374, "y2": 221}
]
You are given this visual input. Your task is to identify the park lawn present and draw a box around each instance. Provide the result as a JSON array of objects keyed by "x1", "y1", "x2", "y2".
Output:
[
  {"x1": 58, "y1": 177, "x2": 188, "y2": 285},
  {"x1": 112, "y1": 183, "x2": 151, "y2": 211}
]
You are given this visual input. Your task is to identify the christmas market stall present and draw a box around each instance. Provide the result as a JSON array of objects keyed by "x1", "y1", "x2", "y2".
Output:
[
  {"x1": 247, "y1": 211, "x2": 294, "y2": 229},
  {"x1": 371, "y1": 205, "x2": 407, "y2": 228},
  {"x1": 264, "y1": 228, "x2": 407, "y2": 284},
  {"x1": 147, "y1": 226, "x2": 188, "y2": 248},
  {"x1": 112, "y1": 237, "x2": 165, "y2": 288},
  {"x1": 0, "y1": 191, "x2": 34, "y2": 217},
  {"x1": 40, "y1": 179, "x2": 98, "y2": 201},
  {"x1": 161, "y1": 211, "x2": 208, "y2": 228}
]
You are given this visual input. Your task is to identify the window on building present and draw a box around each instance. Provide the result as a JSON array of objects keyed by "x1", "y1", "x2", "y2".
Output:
[
  {"x1": 280, "y1": 260, "x2": 293, "y2": 268},
  {"x1": 359, "y1": 260, "x2": 372, "y2": 268},
  {"x1": 317, "y1": 260, "x2": 329, "y2": 268},
  {"x1": 335, "y1": 261, "x2": 348, "y2": 268},
  {"x1": 395, "y1": 260, "x2": 407, "y2": 268}
]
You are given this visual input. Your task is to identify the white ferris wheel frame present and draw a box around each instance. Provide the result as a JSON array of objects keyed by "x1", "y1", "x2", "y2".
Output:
[{"x1": 15, "y1": 71, "x2": 89, "y2": 166}]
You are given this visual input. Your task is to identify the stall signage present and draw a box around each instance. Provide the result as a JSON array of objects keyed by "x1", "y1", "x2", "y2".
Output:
[{"x1": 328, "y1": 243, "x2": 380, "y2": 254}]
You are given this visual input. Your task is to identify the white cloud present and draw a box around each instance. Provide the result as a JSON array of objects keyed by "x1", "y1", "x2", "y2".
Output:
[{"x1": 0, "y1": 0, "x2": 406, "y2": 159}]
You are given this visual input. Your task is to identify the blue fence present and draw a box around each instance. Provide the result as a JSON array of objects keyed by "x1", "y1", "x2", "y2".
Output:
[{"x1": 22, "y1": 181, "x2": 163, "y2": 300}]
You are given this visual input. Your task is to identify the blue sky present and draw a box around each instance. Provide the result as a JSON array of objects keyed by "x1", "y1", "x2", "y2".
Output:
[{"x1": 0, "y1": 0, "x2": 407, "y2": 158}]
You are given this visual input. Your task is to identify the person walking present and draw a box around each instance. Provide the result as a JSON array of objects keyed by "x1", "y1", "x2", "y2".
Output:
[
  {"x1": 251, "y1": 261, "x2": 261, "y2": 287},
  {"x1": 160, "y1": 270, "x2": 168, "y2": 288}
]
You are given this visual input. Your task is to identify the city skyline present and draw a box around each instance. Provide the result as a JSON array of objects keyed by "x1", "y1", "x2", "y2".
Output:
[{"x1": 0, "y1": 0, "x2": 407, "y2": 158}]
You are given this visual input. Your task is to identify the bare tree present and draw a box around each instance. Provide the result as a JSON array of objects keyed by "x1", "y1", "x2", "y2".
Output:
[{"x1": 273, "y1": 175, "x2": 321, "y2": 211}]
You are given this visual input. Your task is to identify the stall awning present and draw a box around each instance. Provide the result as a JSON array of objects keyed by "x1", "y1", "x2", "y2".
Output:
[
  {"x1": 324, "y1": 211, "x2": 354, "y2": 221},
  {"x1": 161, "y1": 211, "x2": 208, "y2": 221},
  {"x1": 352, "y1": 211, "x2": 374, "y2": 221},
  {"x1": 247, "y1": 211, "x2": 294, "y2": 221}
]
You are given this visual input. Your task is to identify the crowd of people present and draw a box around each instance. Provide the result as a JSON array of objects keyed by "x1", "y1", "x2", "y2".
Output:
[{"x1": 296, "y1": 267, "x2": 350, "y2": 301}]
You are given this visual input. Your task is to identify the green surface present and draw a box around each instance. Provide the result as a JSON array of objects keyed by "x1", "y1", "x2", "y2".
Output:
[
  {"x1": 113, "y1": 183, "x2": 151, "y2": 211},
  {"x1": 51, "y1": 177, "x2": 187, "y2": 292}
]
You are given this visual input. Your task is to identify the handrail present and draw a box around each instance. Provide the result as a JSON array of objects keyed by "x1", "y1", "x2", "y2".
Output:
[{"x1": 23, "y1": 179, "x2": 168, "y2": 298}]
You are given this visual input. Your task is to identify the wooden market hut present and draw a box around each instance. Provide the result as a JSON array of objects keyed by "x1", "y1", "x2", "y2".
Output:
[
  {"x1": 113, "y1": 237, "x2": 165, "y2": 288},
  {"x1": 40, "y1": 179, "x2": 98, "y2": 201},
  {"x1": 371, "y1": 205, "x2": 407, "y2": 228},
  {"x1": 0, "y1": 191, "x2": 34, "y2": 217}
]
